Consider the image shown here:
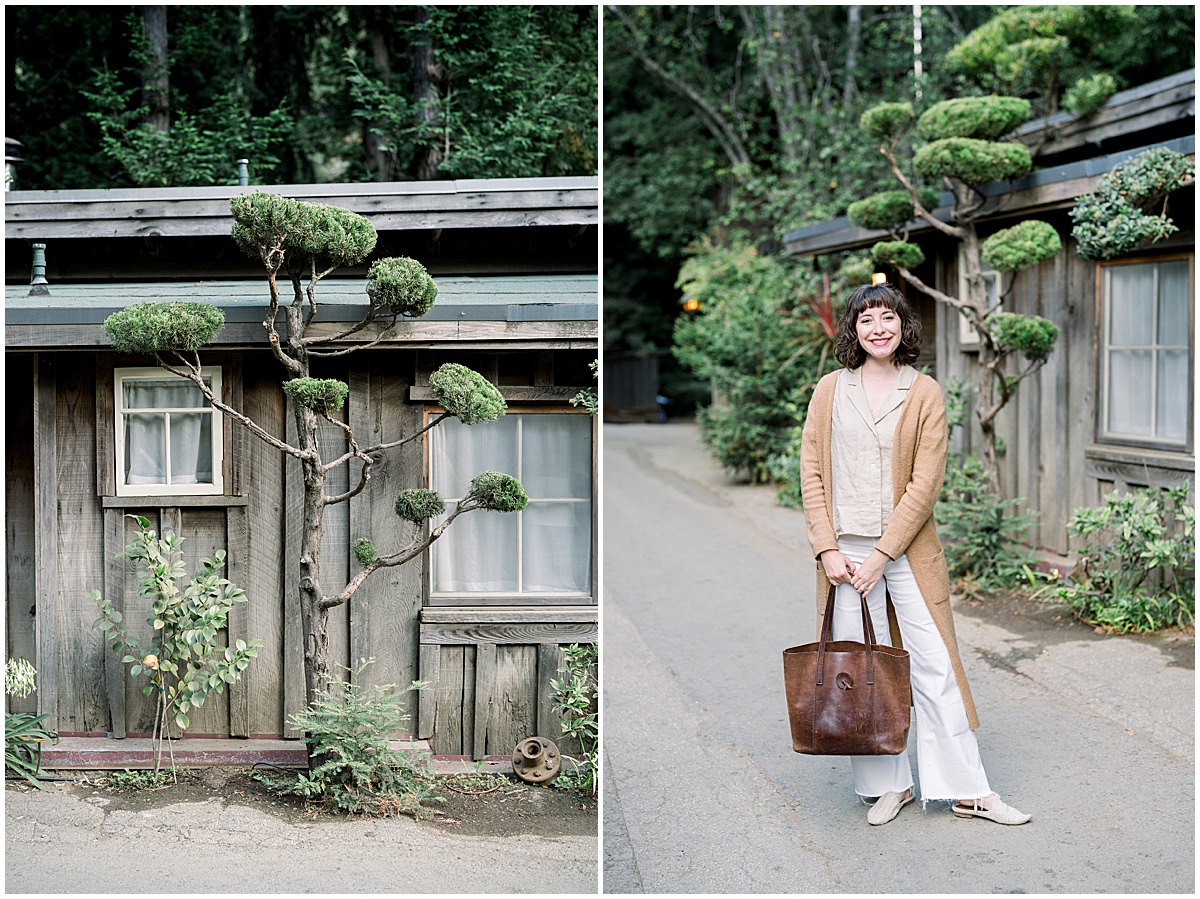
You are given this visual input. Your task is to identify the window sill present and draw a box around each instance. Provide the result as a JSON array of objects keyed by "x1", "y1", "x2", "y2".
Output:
[
  {"x1": 419, "y1": 606, "x2": 597, "y2": 645},
  {"x1": 1085, "y1": 443, "x2": 1194, "y2": 473},
  {"x1": 103, "y1": 494, "x2": 248, "y2": 508}
]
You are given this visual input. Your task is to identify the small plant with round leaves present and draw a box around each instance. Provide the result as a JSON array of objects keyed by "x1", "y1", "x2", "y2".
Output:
[{"x1": 428, "y1": 363, "x2": 507, "y2": 425}]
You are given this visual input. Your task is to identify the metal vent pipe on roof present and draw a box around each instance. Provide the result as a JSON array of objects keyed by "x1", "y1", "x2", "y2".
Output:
[
  {"x1": 29, "y1": 243, "x2": 50, "y2": 296},
  {"x1": 236, "y1": 158, "x2": 249, "y2": 186}
]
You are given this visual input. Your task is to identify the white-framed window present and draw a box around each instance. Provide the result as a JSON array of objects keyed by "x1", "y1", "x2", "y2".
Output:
[
  {"x1": 427, "y1": 408, "x2": 593, "y2": 604},
  {"x1": 114, "y1": 367, "x2": 224, "y2": 496},
  {"x1": 957, "y1": 246, "x2": 1001, "y2": 349},
  {"x1": 1099, "y1": 256, "x2": 1192, "y2": 448}
]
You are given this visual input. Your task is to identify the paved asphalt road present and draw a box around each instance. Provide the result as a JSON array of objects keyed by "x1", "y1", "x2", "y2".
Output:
[{"x1": 602, "y1": 423, "x2": 1195, "y2": 894}]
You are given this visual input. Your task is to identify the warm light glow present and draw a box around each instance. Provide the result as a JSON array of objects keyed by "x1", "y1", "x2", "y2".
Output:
[
  {"x1": 872, "y1": 273, "x2": 887, "y2": 285},
  {"x1": 683, "y1": 298, "x2": 701, "y2": 312}
]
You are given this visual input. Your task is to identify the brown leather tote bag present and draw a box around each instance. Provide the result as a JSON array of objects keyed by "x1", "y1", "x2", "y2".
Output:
[{"x1": 783, "y1": 585, "x2": 912, "y2": 755}]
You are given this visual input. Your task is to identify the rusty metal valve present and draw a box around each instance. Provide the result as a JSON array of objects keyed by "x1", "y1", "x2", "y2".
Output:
[{"x1": 512, "y1": 736, "x2": 561, "y2": 783}]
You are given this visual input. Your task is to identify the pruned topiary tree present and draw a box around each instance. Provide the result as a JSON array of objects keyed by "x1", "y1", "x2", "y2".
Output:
[
  {"x1": 103, "y1": 192, "x2": 527, "y2": 752},
  {"x1": 849, "y1": 93, "x2": 1062, "y2": 491}
]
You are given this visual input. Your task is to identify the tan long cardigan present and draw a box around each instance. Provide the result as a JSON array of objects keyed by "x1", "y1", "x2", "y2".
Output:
[{"x1": 800, "y1": 369, "x2": 979, "y2": 730}]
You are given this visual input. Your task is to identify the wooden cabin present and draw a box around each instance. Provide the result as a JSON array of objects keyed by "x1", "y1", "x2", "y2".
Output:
[
  {"x1": 5, "y1": 176, "x2": 598, "y2": 760},
  {"x1": 783, "y1": 72, "x2": 1195, "y2": 555}
]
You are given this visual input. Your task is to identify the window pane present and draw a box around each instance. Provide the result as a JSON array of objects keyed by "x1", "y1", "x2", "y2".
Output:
[
  {"x1": 123, "y1": 378, "x2": 210, "y2": 409},
  {"x1": 1157, "y1": 261, "x2": 1190, "y2": 346},
  {"x1": 124, "y1": 413, "x2": 167, "y2": 484},
  {"x1": 1108, "y1": 265, "x2": 1155, "y2": 347},
  {"x1": 523, "y1": 502, "x2": 591, "y2": 592},
  {"x1": 432, "y1": 511, "x2": 518, "y2": 593},
  {"x1": 430, "y1": 416, "x2": 518, "y2": 496},
  {"x1": 1156, "y1": 349, "x2": 1189, "y2": 441},
  {"x1": 1107, "y1": 350, "x2": 1152, "y2": 436},
  {"x1": 169, "y1": 413, "x2": 213, "y2": 484},
  {"x1": 521, "y1": 415, "x2": 591, "y2": 499}
]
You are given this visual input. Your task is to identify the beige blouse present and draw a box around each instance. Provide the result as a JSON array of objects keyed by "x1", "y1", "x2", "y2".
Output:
[{"x1": 831, "y1": 365, "x2": 918, "y2": 539}]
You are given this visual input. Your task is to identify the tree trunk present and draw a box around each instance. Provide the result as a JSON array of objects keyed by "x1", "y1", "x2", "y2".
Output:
[
  {"x1": 364, "y1": 29, "x2": 397, "y2": 182},
  {"x1": 411, "y1": 7, "x2": 445, "y2": 181},
  {"x1": 843, "y1": 5, "x2": 861, "y2": 105},
  {"x1": 961, "y1": 224, "x2": 1003, "y2": 495},
  {"x1": 141, "y1": 6, "x2": 170, "y2": 133}
]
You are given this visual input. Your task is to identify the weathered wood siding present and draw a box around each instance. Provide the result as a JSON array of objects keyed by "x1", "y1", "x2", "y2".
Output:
[
  {"x1": 936, "y1": 217, "x2": 1194, "y2": 554},
  {"x1": 11, "y1": 348, "x2": 595, "y2": 755}
]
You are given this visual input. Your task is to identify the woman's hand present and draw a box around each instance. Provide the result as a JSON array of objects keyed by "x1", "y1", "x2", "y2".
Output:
[
  {"x1": 850, "y1": 549, "x2": 889, "y2": 596},
  {"x1": 819, "y1": 550, "x2": 856, "y2": 585}
]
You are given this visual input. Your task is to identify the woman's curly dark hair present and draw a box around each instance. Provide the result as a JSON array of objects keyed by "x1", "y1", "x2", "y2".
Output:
[{"x1": 834, "y1": 283, "x2": 922, "y2": 368}]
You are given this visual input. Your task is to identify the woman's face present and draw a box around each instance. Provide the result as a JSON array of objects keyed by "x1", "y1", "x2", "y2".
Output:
[{"x1": 856, "y1": 304, "x2": 901, "y2": 363}]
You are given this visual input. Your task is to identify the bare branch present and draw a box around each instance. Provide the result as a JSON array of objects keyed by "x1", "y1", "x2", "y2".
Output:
[
  {"x1": 365, "y1": 411, "x2": 452, "y2": 455},
  {"x1": 264, "y1": 269, "x2": 302, "y2": 375},
  {"x1": 157, "y1": 352, "x2": 306, "y2": 459},
  {"x1": 881, "y1": 145, "x2": 965, "y2": 240}
]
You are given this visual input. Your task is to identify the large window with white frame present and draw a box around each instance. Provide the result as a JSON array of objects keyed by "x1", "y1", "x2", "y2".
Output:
[
  {"x1": 114, "y1": 367, "x2": 224, "y2": 496},
  {"x1": 427, "y1": 408, "x2": 593, "y2": 605},
  {"x1": 1099, "y1": 256, "x2": 1192, "y2": 448}
]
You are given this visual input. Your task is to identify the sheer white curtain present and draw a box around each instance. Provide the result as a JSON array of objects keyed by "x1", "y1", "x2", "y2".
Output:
[
  {"x1": 122, "y1": 378, "x2": 213, "y2": 485},
  {"x1": 430, "y1": 414, "x2": 591, "y2": 597}
]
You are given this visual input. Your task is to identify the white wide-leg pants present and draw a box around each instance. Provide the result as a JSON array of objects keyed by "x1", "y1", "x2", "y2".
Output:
[{"x1": 831, "y1": 535, "x2": 991, "y2": 802}]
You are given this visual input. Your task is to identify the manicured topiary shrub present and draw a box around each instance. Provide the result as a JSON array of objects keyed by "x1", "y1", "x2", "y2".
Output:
[
  {"x1": 282, "y1": 378, "x2": 350, "y2": 414},
  {"x1": 991, "y1": 312, "x2": 1060, "y2": 363},
  {"x1": 871, "y1": 240, "x2": 926, "y2": 270},
  {"x1": 366, "y1": 257, "x2": 438, "y2": 317},
  {"x1": 231, "y1": 192, "x2": 377, "y2": 267},
  {"x1": 429, "y1": 363, "x2": 507, "y2": 424},
  {"x1": 352, "y1": 538, "x2": 378, "y2": 565},
  {"x1": 467, "y1": 471, "x2": 528, "y2": 512},
  {"x1": 104, "y1": 302, "x2": 225, "y2": 354},
  {"x1": 860, "y1": 102, "x2": 914, "y2": 143},
  {"x1": 981, "y1": 221, "x2": 1062, "y2": 272},
  {"x1": 847, "y1": 188, "x2": 941, "y2": 231},
  {"x1": 917, "y1": 97, "x2": 1031, "y2": 142},
  {"x1": 914, "y1": 138, "x2": 1032, "y2": 184},
  {"x1": 394, "y1": 489, "x2": 446, "y2": 523}
]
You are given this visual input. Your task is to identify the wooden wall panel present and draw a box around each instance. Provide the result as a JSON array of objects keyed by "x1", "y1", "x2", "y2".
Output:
[
  {"x1": 33, "y1": 355, "x2": 59, "y2": 730},
  {"x1": 348, "y1": 353, "x2": 423, "y2": 720},
  {"x1": 178, "y1": 508, "x2": 231, "y2": 736},
  {"x1": 5, "y1": 355, "x2": 38, "y2": 715},
  {"x1": 242, "y1": 362, "x2": 287, "y2": 736},
  {"x1": 54, "y1": 356, "x2": 107, "y2": 733},
  {"x1": 119, "y1": 509, "x2": 160, "y2": 735},
  {"x1": 430, "y1": 645, "x2": 469, "y2": 756},
  {"x1": 480, "y1": 644, "x2": 537, "y2": 757}
]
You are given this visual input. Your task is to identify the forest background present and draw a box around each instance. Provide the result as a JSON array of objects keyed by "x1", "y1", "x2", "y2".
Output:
[
  {"x1": 7, "y1": 5, "x2": 598, "y2": 190},
  {"x1": 603, "y1": 4, "x2": 1195, "y2": 413}
]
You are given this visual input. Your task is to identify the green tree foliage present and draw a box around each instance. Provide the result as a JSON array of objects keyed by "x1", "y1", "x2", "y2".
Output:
[
  {"x1": 7, "y1": 6, "x2": 598, "y2": 189},
  {"x1": 672, "y1": 243, "x2": 840, "y2": 482},
  {"x1": 1070, "y1": 147, "x2": 1195, "y2": 261},
  {"x1": 104, "y1": 302, "x2": 225, "y2": 354},
  {"x1": 347, "y1": 6, "x2": 597, "y2": 180}
]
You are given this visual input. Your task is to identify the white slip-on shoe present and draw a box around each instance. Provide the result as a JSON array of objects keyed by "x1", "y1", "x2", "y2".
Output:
[
  {"x1": 952, "y1": 793, "x2": 1032, "y2": 825},
  {"x1": 867, "y1": 790, "x2": 914, "y2": 825}
]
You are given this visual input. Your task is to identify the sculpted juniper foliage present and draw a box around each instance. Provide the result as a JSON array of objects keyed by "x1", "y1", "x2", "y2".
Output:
[{"x1": 103, "y1": 194, "x2": 527, "y2": 751}]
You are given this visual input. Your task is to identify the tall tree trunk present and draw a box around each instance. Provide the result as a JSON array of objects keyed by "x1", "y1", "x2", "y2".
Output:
[
  {"x1": 141, "y1": 6, "x2": 170, "y2": 133},
  {"x1": 411, "y1": 7, "x2": 445, "y2": 181},
  {"x1": 364, "y1": 30, "x2": 397, "y2": 182},
  {"x1": 843, "y1": 5, "x2": 861, "y2": 105}
]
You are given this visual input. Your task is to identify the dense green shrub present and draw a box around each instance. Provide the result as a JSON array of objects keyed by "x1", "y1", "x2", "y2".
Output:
[
  {"x1": 231, "y1": 192, "x2": 377, "y2": 268},
  {"x1": 428, "y1": 363, "x2": 507, "y2": 425},
  {"x1": 847, "y1": 188, "x2": 941, "y2": 231},
  {"x1": 991, "y1": 312, "x2": 1060, "y2": 363},
  {"x1": 251, "y1": 659, "x2": 437, "y2": 817},
  {"x1": 104, "y1": 302, "x2": 224, "y2": 354},
  {"x1": 1070, "y1": 147, "x2": 1195, "y2": 260},
  {"x1": 936, "y1": 456, "x2": 1038, "y2": 591},
  {"x1": 366, "y1": 257, "x2": 439, "y2": 318},
  {"x1": 1062, "y1": 73, "x2": 1116, "y2": 117},
  {"x1": 917, "y1": 96, "x2": 1030, "y2": 141},
  {"x1": 550, "y1": 643, "x2": 598, "y2": 796},
  {"x1": 913, "y1": 138, "x2": 1032, "y2": 184},
  {"x1": 282, "y1": 378, "x2": 350, "y2": 415},
  {"x1": 1049, "y1": 486, "x2": 1194, "y2": 633},
  {"x1": 980, "y1": 221, "x2": 1062, "y2": 272},
  {"x1": 859, "y1": 102, "x2": 914, "y2": 142},
  {"x1": 394, "y1": 489, "x2": 446, "y2": 523},
  {"x1": 466, "y1": 472, "x2": 528, "y2": 512},
  {"x1": 871, "y1": 240, "x2": 926, "y2": 270}
]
